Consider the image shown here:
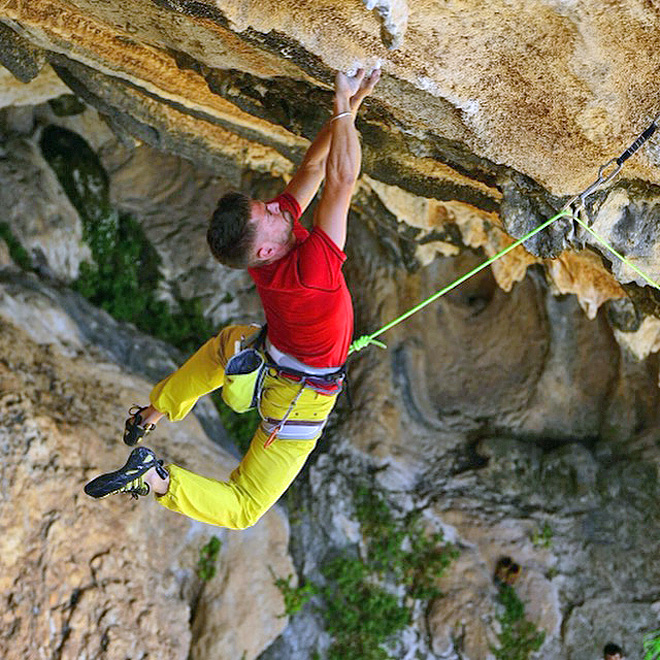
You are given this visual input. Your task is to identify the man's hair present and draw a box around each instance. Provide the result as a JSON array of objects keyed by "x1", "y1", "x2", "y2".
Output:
[
  {"x1": 603, "y1": 642, "x2": 623, "y2": 658},
  {"x1": 207, "y1": 191, "x2": 255, "y2": 269}
]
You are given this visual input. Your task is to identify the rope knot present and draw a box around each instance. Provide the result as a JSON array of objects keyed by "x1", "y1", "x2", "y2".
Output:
[{"x1": 349, "y1": 335, "x2": 387, "y2": 355}]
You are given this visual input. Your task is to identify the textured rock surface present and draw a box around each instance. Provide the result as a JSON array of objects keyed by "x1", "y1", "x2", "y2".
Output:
[
  {"x1": 3, "y1": 0, "x2": 660, "y2": 319},
  {"x1": 0, "y1": 277, "x2": 294, "y2": 660},
  {"x1": 3, "y1": 2, "x2": 660, "y2": 658}
]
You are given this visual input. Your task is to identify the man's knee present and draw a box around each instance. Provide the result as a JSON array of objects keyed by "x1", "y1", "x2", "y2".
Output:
[{"x1": 230, "y1": 501, "x2": 269, "y2": 529}]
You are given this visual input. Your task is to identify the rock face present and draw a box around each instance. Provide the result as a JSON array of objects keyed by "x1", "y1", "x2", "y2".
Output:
[
  {"x1": 3, "y1": 0, "x2": 660, "y2": 316},
  {"x1": 0, "y1": 275, "x2": 294, "y2": 660},
  {"x1": 3, "y1": 2, "x2": 660, "y2": 659}
]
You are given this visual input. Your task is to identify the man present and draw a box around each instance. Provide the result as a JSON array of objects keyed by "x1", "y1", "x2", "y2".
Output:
[
  {"x1": 84, "y1": 68, "x2": 380, "y2": 529},
  {"x1": 603, "y1": 643, "x2": 624, "y2": 660}
]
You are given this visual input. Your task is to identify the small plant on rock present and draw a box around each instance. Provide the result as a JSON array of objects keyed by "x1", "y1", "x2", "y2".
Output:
[
  {"x1": 197, "y1": 536, "x2": 222, "y2": 582},
  {"x1": 270, "y1": 570, "x2": 318, "y2": 617},
  {"x1": 531, "y1": 522, "x2": 553, "y2": 549},
  {"x1": 644, "y1": 629, "x2": 660, "y2": 660},
  {"x1": 491, "y1": 583, "x2": 545, "y2": 660}
]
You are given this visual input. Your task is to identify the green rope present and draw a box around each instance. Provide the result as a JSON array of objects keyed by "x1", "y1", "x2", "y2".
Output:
[
  {"x1": 572, "y1": 215, "x2": 660, "y2": 289},
  {"x1": 349, "y1": 209, "x2": 573, "y2": 355}
]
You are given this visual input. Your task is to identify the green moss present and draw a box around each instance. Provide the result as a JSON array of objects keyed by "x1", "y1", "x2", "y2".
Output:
[
  {"x1": 0, "y1": 222, "x2": 32, "y2": 270},
  {"x1": 197, "y1": 536, "x2": 221, "y2": 581},
  {"x1": 491, "y1": 584, "x2": 545, "y2": 660}
]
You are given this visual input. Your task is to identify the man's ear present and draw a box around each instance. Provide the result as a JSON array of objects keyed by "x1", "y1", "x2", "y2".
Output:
[{"x1": 255, "y1": 244, "x2": 275, "y2": 261}]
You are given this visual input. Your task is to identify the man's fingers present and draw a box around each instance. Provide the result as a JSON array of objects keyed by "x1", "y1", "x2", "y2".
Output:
[
  {"x1": 348, "y1": 68, "x2": 381, "y2": 110},
  {"x1": 367, "y1": 68, "x2": 381, "y2": 88}
]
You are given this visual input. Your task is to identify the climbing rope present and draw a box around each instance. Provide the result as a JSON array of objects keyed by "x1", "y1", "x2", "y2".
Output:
[
  {"x1": 349, "y1": 112, "x2": 660, "y2": 355},
  {"x1": 349, "y1": 208, "x2": 572, "y2": 354}
]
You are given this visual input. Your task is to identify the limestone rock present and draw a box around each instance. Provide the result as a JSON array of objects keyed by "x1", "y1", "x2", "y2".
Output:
[
  {"x1": 3, "y1": 1, "x2": 660, "y2": 342},
  {"x1": 0, "y1": 64, "x2": 68, "y2": 107},
  {"x1": 0, "y1": 135, "x2": 90, "y2": 282},
  {"x1": 3, "y1": 2, "x2": 660, "y2": 658},
  {"x1": 0, "y1": 280, "x2": 294, "y2": 660}
]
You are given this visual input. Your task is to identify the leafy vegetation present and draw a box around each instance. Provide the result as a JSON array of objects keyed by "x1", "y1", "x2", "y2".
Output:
[
  {"x1": 39, "y1": 125, "x2": 255, "y2": 448},
  {"x1": 41, "y1": 124, "x2": 216, "y2": 354},
  {"x1": 531, "y1": 522, "x2": 553, "y2": 549},
  {"x1": 644, "y1": 629, "x2": 660, "y2": 660},
  {"x1": 0, "y1": 222, "x2": 32, "y2": 270},
  {"x1": 354, "y1": 485, "x2": 458, "y2": 601},
  {"x1": 321, "y1": 554, "x2": 410, "y2": 660},
  {"x1": 273, "y1": 484, "x2": 458, "y2": 659},
  {"x1": 491, "y1": 584, "x2": 545, "y2": 660},
  {"x1": 270, "y1": 570, "x2": 318, "y2": 617},
  {"x1": 197, "y1": 536, "x2": 222, "y2": 581}
]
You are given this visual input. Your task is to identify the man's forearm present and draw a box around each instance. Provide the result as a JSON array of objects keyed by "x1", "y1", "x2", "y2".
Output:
[
  {"x1": 327, "y1": 94, "x2": 360, "y2": 186},
  {"x1": 301, "y1": 120, "x2": 332, "y2": 170}
]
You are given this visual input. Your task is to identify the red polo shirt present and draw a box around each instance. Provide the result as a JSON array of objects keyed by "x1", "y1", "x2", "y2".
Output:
[{"x1": 248, "y1": 193, "x2": 353, "y2": 368}]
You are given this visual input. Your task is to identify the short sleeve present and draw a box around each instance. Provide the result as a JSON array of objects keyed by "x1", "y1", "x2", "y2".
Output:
[
  {"x1": 270, "y1": 192, "x2": 302, "y2": 221},
  {"x1": 297, "y1": 226, "x2": 347, "y2": 291}
]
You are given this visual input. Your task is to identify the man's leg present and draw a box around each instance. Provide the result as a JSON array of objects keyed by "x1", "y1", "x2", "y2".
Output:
[
  {"x1": 155, "y1": 374, "x2": 339, "y2": 528},
  {"x1": 149, "y1": 324, "x2": 258, "y2": 421},
  {"x1": 155, "y1": 425, "x2": 317, "y2": 529}
]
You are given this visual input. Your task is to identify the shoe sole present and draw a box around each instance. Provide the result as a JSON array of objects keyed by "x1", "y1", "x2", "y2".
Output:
[{"x1": 84, "y1": 447, "x2": 160, "y2": 499}]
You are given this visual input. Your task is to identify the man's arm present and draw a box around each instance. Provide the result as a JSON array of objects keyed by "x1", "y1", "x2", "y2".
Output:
[
  {"x1": 283, "y1": 121, "x2": 332, "y2": 214},
  {"x1": 312, "y1": 69, "x2": 379, "y2": 250},
  {"x1": 284, "y1": 69, "x2": 380, "y2": 215}
]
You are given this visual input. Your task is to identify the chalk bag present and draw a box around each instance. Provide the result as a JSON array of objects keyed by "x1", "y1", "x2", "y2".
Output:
[{"x1": 221, "y1": 348, "x2": 266, "y2": 413}]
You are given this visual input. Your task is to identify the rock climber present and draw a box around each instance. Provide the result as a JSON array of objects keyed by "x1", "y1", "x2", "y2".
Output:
[{"x1": 84, "y1": 67, "x2": 380, "y2": 529}]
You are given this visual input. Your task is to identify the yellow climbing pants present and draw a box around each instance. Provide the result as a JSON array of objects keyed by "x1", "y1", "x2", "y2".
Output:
[{"x1": 150, "y1": 324, "x2": 339, "y2": 529}]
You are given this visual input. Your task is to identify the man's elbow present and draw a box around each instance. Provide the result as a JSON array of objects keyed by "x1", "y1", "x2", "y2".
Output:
[{"x1": 326, "y1": 164, "x2": 359, "y2": 188}]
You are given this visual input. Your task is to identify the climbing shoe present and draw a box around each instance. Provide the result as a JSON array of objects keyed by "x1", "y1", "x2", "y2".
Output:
[
  {"x1": 84, "y1": 447, "x2": 168, "y2": 500},
  {"x1": 123, "y1": 405, "x2": 155, "y2": 446}
]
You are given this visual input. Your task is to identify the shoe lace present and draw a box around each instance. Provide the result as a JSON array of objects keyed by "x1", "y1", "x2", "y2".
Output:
[{"x1": 118, "y1": 477, "x2": 150, "y2": 499}]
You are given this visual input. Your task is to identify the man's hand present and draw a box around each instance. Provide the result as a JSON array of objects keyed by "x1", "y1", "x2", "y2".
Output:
[
  {"x1": 284, "y1": 67, "x2": 380, "y2": 216},
  {"x1": 334, "y1": 68, "x2": 380, "y2": 115},
  {"x1": 335, "y1": 69, "x2": 366, "y2": 100},
  {"x1": 348, "y1": 69, "x2": 381, "y2": 115}
]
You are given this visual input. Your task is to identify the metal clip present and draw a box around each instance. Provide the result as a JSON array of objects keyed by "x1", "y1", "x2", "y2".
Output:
[{"x1": 579, "y1": 158, "x2": 622, "y2": 205}]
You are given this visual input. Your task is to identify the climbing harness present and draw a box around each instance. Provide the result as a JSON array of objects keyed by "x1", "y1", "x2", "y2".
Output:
[
  {"x1": 222, "y1": 324, "x2": 345, "y2": 447},
  {"x1": 349, "y1": 112, "x2": 660, "y2": 355}
]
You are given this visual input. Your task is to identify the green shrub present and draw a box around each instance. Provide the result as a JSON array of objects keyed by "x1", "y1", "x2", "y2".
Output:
[
  {"x1": 40, "y1": 125, "x2": 254, "y2": 443},
  {"x1": 354, "y1": 486, "x2": 458, "y2": 601},
  {"x1": 531, "y1": 522, "x2": 553, "y2": 549},
  {"x1": 273, "y1": 484, "x2": 458, "y2": 659},
  {"x1": 270, "y1": 570, "x2": 319, "y2": 617},
  {"x1": 322, "y1": 554, "x2": 410, "y2": 660},
  {"x1": 491, "y1": 584, "x2": 545, "y2": 660},
  {"x1": 197, "y1": 536, "x2": 222, "y2": 581},
  {"x1": 197, "y1": 536, "x2": 222, "y2": 582},
  {"x1": 644, "y1": 629, "x2": 660, "y2": 660}
]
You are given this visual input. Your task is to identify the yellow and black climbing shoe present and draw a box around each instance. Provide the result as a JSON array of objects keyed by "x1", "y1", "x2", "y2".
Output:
[
  {"x1": 123, "y1": 405, "x2": 155, "y2": 446},
  {"x1": 84, "y1": 447, "x2": 167, "y2": 500}
]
